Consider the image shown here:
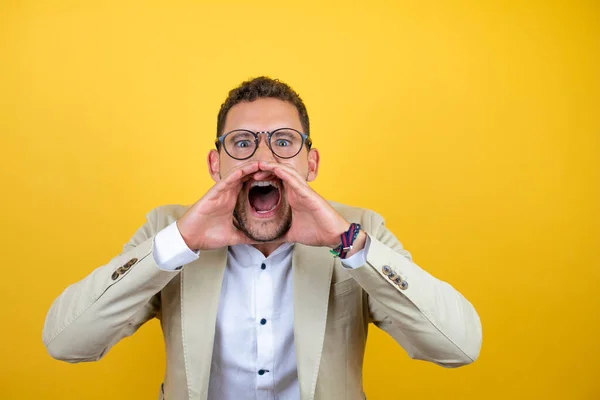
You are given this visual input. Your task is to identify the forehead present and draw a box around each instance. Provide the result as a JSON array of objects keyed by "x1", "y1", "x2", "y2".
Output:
[{"x1": 224, "y1": 98, "x2": 303, "y2": 132}]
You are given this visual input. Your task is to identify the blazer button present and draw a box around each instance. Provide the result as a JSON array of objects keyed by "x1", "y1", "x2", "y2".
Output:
[
  {"x1": 398, "y1": 280, "x2": 409, "y2": 290},
  {"x1": 121, "y1": 258, "x2": 138, "y2": 271},
  {"x1": 382, "y1": 265, "x2": 391, "y2": 275},
  {"x1": 387, "y1": 271, "x2": 397, "y2": 280},
  {"x1": 111, "y1": 271, "x2": 120, "y2": 280},
  {"x1": 393, "y1": 276, "x2": 402, "y2": 285}
]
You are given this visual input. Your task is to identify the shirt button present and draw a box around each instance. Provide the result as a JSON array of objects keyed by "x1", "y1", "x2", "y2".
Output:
[
  {"x1": 258, "y1": 369, "x2": 266, "y2": 375},
  {"x1": 261, "y1": 263, "x2": 266, "y2": 270},
  {"x1": 260, "y1": 318, "x2": 267, "y2": 325}
]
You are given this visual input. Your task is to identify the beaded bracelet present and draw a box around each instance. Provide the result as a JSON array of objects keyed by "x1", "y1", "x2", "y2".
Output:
[{"x1": 330, "y1": 223, "x2": 362, "y2": 259}]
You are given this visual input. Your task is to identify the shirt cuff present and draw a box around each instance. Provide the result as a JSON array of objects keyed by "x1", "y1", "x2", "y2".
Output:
[
  {"x1": 341, "y1": 235, "x2": 371, "y2": 269},
  {"x1": 153, "y1": 221, "x2": 200, "y2": 271}
]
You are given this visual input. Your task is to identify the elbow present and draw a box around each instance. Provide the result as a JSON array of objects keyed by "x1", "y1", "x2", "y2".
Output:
[
  {"x1": 43, "y1": 323, "x2": 68, "y2": 362},
  {"x1": 45, "y1": 341, "x2": 104, "y2": 363},
  {"x1": 426, "y1": 342, "x2": 481, "y2": 368},
  {"x1": 447, "y1": 297, "x2": 483, "y2": 367},
  {"x1": 43, "y1": 332, "x2": 105, "y2": 363},
  {"x1": 465, "y1": 310, "x2": 483, "y2": 364},
  {"x1": 442, "y1": 317, "x2": 483, "y2": 368},
  {"x1": 466, "y1": 332, "x2": 483, "y2": 365},
  {"x1": 43, "y1": 321, "x2": 74, "y2": 362},
  {"x1": 45, "y1": 340, "x2": 76, "y2": 363},
  {"x1": 421, "y1": 314, "x2": 483, "y2": 368},
  {"x1": 42, "y1": 307, "x2": 107, "y2": 363},
  {"x1": 440, "y1": 344, "x2": 480, "y2": 368},
  {"x1": 410, "y1": 337, "x2": 482, "y2": 368}
]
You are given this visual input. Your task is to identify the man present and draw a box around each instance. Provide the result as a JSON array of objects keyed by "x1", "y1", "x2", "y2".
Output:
[{"x1": 43, "y1": 77, "x2": 482, "y2": 400}]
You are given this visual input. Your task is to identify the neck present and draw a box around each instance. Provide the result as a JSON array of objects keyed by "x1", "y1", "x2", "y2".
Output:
[{"x1": 252, "y1": 242, "x2": 285, "y2": 257}]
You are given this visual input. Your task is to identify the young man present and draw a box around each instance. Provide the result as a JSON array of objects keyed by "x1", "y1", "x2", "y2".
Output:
[{"x1": 43, "y1": 77, "x2": 482, "y2": 400}]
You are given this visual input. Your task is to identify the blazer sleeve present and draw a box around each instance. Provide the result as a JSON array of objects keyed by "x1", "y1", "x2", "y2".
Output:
[
  {"x1": 344, "y1": 211, "x2": 482, "y2": 367},
  {"x1": 42, "y1": 207, "x2": 181, "y2": 363}
]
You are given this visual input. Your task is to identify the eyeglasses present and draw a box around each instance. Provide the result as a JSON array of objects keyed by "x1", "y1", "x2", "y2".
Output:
[{"x1": 215, "y1": 128, "x2": 312, "y2": 160}]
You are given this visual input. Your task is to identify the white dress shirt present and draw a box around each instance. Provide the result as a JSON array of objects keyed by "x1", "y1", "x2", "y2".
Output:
[{"x1": 153, "y1": 221, "x2": 369, "y2": 400}]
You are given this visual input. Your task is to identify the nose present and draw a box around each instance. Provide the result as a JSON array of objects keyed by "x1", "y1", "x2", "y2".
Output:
[{"x1": 252, "y1": 132, "x2": 277, "y2": 162}]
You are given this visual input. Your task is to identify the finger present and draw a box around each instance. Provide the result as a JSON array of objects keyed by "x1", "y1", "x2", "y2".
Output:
[
  {"x1": 220, "y1": 162, "x2": 260, "y2": 188},
  {"x1": 227, "y1": 161, "x2": 261, "y2": 181},
  {"x1": 259, "y1": 161, "x2": 308, "y2": 187},
  {"x1": 271, "y1": 166, "x2": 312, "y2": 197},
  {"x1": 207, "y1": 163, "x2": 259, "y2": 201},
  {"x1": 251, "y1": 170, "x2": 277, "y2": 181}
]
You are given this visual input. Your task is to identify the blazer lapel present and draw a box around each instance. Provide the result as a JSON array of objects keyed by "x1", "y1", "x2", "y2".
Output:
[
  {"x1": 292, "y1": 244, "x2": 335, "y2": 400},
  {"x1": 180, "y1": 247, "x2": 228, "y2": 400}
]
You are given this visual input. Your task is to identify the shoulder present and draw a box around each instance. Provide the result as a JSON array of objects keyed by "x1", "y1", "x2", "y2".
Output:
[
  {"x1": 145, "y1": 204, "x2": 191, "y2": 231},
  {"x1": 328, "y1": 200, "x2": 385, "y2": 234}
]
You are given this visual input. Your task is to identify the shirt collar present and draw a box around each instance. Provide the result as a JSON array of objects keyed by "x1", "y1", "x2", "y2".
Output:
[{"x1": 229, "y1": 242, "x2": 294, "y2": 266}]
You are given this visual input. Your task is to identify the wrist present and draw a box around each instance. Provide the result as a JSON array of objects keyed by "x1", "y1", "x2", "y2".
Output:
[
  {"x1": 329, "y1": 222, "x2": 364, "y2": 259},
  {"x1": 343, "y1": 231, "x2": 366, "y2": 258},
  {"x1": 327, "y1": 219, "x2": 351, "y2": 248},
  {"x1": 176, "y1": 220, "x2": 198, "y2": 251}
]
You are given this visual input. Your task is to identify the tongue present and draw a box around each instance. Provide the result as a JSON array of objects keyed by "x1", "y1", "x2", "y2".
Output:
[{"x1": 249, "y1": 187, "x2": 280, "y2": 212}]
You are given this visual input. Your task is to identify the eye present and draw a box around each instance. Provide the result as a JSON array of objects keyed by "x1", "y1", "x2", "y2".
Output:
[
  {"x1": 234, "y1": 140, "x2": 252, "y2": 148},
  {"x1": 274, "y1": 139, "x2": 291, "y2": 147}
]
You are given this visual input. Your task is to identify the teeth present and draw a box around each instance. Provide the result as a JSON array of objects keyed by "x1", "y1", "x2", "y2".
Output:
[
  {"x1": 256, "y1": 207, "x2": 276, "y2": 214},
  {"x1": 251, "y1": 180, "x2": 277, "y2": 188}
]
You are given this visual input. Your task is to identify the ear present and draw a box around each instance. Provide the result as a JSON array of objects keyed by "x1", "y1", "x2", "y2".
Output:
[
  {"x1": 207, "y1": 149, "x2": 221, "y2": 182},
  {"x1": 306, "y1": 148, "x2": 320, "y2": 182}
]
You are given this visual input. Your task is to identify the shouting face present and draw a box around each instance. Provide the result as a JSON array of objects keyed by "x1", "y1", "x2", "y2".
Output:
[{"x1": 208, "y1": 97, "x2": 319, "y2": 242}]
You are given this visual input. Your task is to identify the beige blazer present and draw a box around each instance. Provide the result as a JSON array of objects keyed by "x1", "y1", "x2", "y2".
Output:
[{"x1": 43, "y1": 202, "x2": 482, "y2": 400}]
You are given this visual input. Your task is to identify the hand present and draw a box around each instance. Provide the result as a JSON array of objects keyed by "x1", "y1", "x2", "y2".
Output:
[
  {"x1": 258, "y1": 161, "x2": 366, "y2": 254},
  {"x1": 177, "y1": 162, "x2": 264, "y2": 251}
]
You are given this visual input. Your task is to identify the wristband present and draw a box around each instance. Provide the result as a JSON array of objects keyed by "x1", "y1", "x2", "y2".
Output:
[{"x1": 330, "y1": 223, "x2": 361, "y2": 259}]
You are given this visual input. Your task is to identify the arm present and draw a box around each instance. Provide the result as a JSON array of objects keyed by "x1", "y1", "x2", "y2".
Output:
[
  {"x1": 256, "y1": 161, "x2": 482, "y2": 366},
  {"x1": 43, "y1": 161, "x2": 265, "y2": 363},
  {"x1": 42, "y1": 207, "x2": 181, "y2": 362},
  {"x1": 344, "y1": 213, "x2": 482, "y2": 367}
]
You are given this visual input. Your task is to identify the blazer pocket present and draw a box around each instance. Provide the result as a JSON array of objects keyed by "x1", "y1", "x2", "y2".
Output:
[
  {"x1": 331, "y1": 277, "x2": 360, "y2": 297},
  {"x1": 329, "y1": 278, "x2": 362, "y2": 323}
]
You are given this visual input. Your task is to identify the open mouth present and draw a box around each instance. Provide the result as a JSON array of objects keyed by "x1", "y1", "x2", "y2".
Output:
[{"x1": 248, "y1": 180, "x2": 282, "y2": 217}]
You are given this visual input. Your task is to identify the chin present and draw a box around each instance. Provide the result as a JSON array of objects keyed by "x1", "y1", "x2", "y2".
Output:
[{"x1": 238, "y1": 213, "x2": 291, "y2": 242}]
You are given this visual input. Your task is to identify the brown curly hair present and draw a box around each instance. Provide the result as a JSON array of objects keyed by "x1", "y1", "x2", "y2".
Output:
[{"x1": 216, "y1": 76, "x2": 310, "y2": 139}]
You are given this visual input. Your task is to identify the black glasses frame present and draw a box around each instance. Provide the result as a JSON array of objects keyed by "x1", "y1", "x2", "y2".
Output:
[{"x1": 215, "y1": 128, "x2": 312, "y2": 160}]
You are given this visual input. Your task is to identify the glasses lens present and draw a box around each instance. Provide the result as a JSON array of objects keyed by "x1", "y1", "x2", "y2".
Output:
[
  {"x1": 224, "y1": 131, "x2": 256, "y2": 159},
  {"x1": 270, "y1": 129, "x2": 303, "y2": 158}
]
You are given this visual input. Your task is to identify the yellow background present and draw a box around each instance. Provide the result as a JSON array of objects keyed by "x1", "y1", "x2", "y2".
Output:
[{"x1": 1, "y1": 0, "x2": 598, "y2": 399}]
